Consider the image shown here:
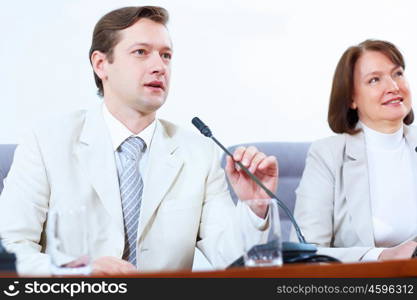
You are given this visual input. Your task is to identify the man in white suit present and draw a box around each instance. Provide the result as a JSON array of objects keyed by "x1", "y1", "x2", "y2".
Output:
[{"x1": 0, "y1": 6, "x2": 278, "y2": 275}]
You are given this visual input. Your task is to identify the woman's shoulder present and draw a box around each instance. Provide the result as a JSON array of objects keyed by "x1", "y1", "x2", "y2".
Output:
[
  {"x1": 307, "y1": 133, "x2": 351, "y2": 168},
  {"x1": 310, "y1": 134, "x2": 348, "y2": 152}
]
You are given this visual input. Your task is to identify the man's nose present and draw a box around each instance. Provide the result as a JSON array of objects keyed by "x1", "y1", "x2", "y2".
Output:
[{"x1": 149, "y1": 52, "x2": 167, "y2": 75}]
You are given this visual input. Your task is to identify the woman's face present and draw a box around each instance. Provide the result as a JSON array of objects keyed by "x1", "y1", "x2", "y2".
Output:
[{"x1": 351, "y1": 50, "x2": 411, "y2": 133}]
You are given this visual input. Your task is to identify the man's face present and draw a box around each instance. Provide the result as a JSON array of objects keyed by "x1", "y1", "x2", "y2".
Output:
[{"x1": 102, "y1": 18, "x2": 172, "y2": 114}]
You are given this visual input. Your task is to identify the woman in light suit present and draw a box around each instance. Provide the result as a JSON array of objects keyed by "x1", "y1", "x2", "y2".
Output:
[{"x1": 293, "y1": 40, "x2": 417, "y2": 262}]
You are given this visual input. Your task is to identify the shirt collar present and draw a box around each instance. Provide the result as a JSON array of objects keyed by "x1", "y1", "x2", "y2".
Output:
[
  {"x1": 360, "y1": 121, "x2": 404, "y2": 150},
  {"x1": 102, "y1": 103, "x2": 156, "y2": 152}
]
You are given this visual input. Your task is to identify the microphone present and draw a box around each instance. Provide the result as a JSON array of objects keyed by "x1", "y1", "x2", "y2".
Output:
[{"x1": 192, "y1": 117, "x2": 325, "y2": 264}]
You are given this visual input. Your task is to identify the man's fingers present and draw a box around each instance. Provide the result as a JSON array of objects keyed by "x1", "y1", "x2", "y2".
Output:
[
  {"x1": 231, "y1": 147, "x2": 277, "y2": 175},
  {"x1": 225, "y1": 156, "x2": 236, "y2": 174},
  {"x1": 92, "y1": 256, "x2": 137, "y2": 275},
  {"x1": 249, "y1": 152, "x2": 266, "y2": 173},
  {"x1": 239, "y1": 146, "x2": 258, "y2": 168},
  {"x1": 258, "y1": 156, "x2": 278, "y2": 174},
  {"x1": 232, "y1": 146, "x2": 246, "y2": 161}
]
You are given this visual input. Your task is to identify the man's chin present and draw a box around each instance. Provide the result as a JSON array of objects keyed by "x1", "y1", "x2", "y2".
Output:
[{"x1": 135, "y1": 98, "x2": 166, "y2": 114}]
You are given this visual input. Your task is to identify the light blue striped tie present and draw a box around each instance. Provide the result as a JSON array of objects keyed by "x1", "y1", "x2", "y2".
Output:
[{"x1": 118, "y1": 136, "x2": 146, "y2": 266}]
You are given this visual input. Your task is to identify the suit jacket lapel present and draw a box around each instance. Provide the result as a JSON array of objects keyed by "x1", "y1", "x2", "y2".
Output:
[
  {"x1": 343, "y1": 129, "x2": 375, "y2": 246},
  {"x1": 137, "y1": 120, "x2": 184, "y2": 241},
  {"x1": 74, "y1": 106, "x2": 124, "y2": 237}
]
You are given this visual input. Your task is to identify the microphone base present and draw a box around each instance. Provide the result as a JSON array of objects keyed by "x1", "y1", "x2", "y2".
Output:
[
  {"x1": 282, "y1": 241, "x2": 317, "y2": 263},
  {"x1": 227, "y1": 241, "x2": 338, "y2": 268}
]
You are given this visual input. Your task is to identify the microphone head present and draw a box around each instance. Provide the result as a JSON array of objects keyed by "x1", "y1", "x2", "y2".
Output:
[{"x1": 192, "y1": 117, "x2": 212, "y2": 137}]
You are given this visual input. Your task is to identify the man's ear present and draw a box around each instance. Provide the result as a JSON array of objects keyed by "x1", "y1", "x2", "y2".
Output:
[{"x1": 91, "y1": 50, "x2": 108, "y2": 81}]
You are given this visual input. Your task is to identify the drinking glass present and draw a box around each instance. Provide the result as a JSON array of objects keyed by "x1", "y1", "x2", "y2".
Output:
[
  {"x1": 46, "y1": 206, "x2": 91, "y2": 275},
  {"x1": 241, "y1": 198, "x2": 283, "y2": 267}
]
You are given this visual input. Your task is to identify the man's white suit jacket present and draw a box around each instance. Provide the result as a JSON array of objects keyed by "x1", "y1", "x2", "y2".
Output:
[{"x1": 0, "y1": 105, "x2": 249, "y2": 275}]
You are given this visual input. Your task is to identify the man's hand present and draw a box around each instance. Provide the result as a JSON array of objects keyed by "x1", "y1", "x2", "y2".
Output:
[
  {"x1": 92, "y1": 256, "x2": 137, "y2": 275},
  {"x1": 225, "y1": 146, "x2": 278, "y2": 218},
  {"x1": 378, "y1": 241, "x2": 417, "y2": 261}
]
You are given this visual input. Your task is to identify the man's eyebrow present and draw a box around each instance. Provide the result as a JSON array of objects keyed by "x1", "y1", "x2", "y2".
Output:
[{"x1": 127, "y1": 43, "x2": 173, "y2": 52}]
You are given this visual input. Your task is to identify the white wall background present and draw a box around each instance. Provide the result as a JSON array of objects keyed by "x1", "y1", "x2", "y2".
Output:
[{"x1": 1, "y1": 0, "x2": 417, "y2": 147}]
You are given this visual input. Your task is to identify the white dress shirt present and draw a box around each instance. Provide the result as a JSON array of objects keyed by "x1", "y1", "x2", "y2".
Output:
[
  {"x1": 361, "y1": 123, "x2": 417, "y2": 261},
  {"x1": 102, "y1": 103, "x2": 156, "y2": 181}
]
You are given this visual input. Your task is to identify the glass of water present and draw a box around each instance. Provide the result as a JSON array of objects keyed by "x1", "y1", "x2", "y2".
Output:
[
  {"x1": 46, "y1": 206, "x2": 91, "y2": 275},
  {"x1": 241, "y1": 198, "x2": 283, "y2": 267}
]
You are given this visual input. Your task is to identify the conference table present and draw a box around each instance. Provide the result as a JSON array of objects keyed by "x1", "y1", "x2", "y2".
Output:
[
  {"x1": 1, "y1": 258, "x2": 414, "y2": 278},
  {"x1": 111, "y1": 259, "x2": 417, "y2": 278}
]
